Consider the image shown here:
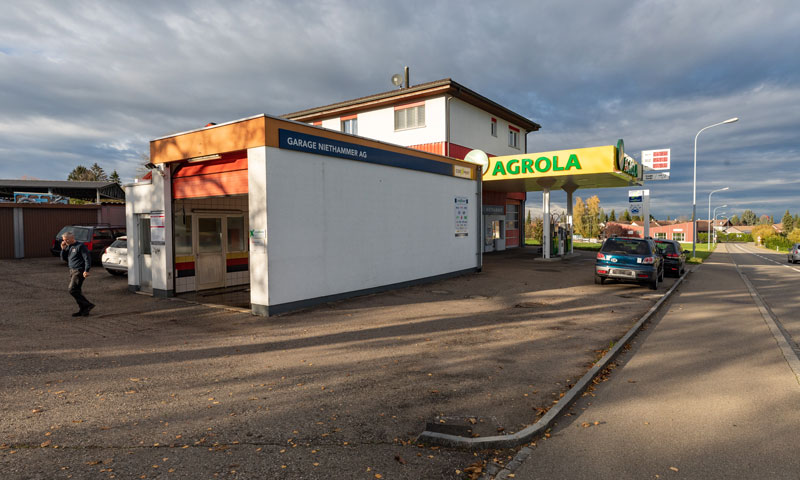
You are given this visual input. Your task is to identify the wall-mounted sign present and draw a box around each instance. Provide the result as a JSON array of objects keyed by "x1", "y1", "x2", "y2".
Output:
[
  {"x1": 150, "y1": 211, "x2": 165, "y2": 245},
  {"x1": 453, "y1": 165, "x2": 472, "y2": 179},
  {"x1": 278, "y1": 129, "x2": 474, "y2": 180},
  {"x1": 483, "y1": 205, "x2": 505, "y2": 215},
  {"x1": 455, "y1": 196, "x2": 469, "y2": 237}
]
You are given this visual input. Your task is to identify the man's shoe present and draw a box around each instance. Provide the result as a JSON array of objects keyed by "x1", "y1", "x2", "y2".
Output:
[
  {"x1": 81, "y1": 304, "x2": 95, "y2": 316},
  {"x1": 72, "y1": 311, "x2": 84, "y2": 317}
]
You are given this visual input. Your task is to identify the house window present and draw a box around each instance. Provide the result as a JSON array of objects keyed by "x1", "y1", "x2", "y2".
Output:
[
  {"x1": 654, "y1": 232, "x2": 667, "y2": 239},
  {"x1": 341, "y1": 117, "x2": 357, "y2": 135},
  {"x1": 508, "y1": 126, "x2": 519, "y2": 149},
  {"x1": 672, "y1": 232, "x2": 685, "y2": 242},
  {"x1": 394, "y1": 103, "x2": 425, "y2": 130},
  {"x1": 491, "y1": 118, "x2": 497, "y2": 137}
]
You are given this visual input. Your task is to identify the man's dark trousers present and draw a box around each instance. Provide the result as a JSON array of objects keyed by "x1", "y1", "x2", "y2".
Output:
[{"x1": 68, "y1": 269, "x2": 92, "y2": 311}]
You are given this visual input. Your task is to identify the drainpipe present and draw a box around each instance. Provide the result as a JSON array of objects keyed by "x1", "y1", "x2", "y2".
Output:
[
  {"x1": 477, "y1": 166, "x2": 483, "y2": 272},
  {"x1": 445, "y1": 95, "x2": 452, "y2": 156}
]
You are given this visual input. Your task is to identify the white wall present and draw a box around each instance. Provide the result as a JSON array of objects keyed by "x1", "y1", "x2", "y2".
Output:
[
  {"x1": 317, "y1": 97, "x2": 447, "y2": 147},
  {"x1": 247, "y1": 146, "x2": 269, "y2": 307},
  {"x1": 262, "y1": 146, "x2": 479, "y2": 307},
  {"x1": 122, "y1": 168, "x2": 173, "y2": 295},
  {"x1": 449, "y1": 98, "x2": 527, "y2": 156}
]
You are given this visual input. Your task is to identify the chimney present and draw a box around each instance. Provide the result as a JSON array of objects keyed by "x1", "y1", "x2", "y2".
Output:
[{"x1": 404, "y1": 66, "x2": 409, "y2": 89}]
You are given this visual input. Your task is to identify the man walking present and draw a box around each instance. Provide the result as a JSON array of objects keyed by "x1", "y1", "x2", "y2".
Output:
[{"x1": 60, "y1": 231, "x2": 95, "y2": 317}]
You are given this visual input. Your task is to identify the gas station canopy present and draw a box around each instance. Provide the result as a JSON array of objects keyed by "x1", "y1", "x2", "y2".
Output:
[{"x1": 472, "y1": 140, "x2": 642, "y2": 192}]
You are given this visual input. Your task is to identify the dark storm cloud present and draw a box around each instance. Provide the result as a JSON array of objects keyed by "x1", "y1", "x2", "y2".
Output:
[{"x1": 0, "y1": 0, "x2": 798, "y2": 217}]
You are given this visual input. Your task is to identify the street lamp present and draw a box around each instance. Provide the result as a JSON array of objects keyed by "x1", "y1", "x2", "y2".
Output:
[
  {"x1": 708, "y1": 190, "x2": 729, "y2": 249},
  {"x1": 713, "y1": 210, "x2": 727, "y2": 245},
  {"x1": 693, "y1": 117, "x2": 738, "y2": 258}
]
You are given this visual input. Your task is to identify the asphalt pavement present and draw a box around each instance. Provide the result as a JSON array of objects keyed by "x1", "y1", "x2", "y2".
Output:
[
  {"x1": 511, "y1": 244, "x2": 800, "y2": 479},
  {"x1": 0, "y1": 250, "x2": 679, "y2": 479}
]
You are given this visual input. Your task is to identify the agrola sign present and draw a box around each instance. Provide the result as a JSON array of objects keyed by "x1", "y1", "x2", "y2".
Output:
[{"x1": 479, "y1": 139, "x2": 640, "y2": 182}]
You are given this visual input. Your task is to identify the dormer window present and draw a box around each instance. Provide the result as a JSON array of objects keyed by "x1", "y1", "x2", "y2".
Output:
[{"x1": 341, "y1": 115, "x2": 357, "y2": 135}]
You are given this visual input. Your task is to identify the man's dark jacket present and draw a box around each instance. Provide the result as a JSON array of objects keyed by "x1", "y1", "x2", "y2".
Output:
[{"x1": 61, "y1": 241, "x2": 92, "y2": 272}]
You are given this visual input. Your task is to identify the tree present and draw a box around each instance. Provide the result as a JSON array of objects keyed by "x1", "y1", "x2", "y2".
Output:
[
  {"x1": 621, "y1": 209, "x2": 632, "y2": 222},
  {"x1": 729, "y1": 214, "x2": 739, "y2": 226},
  {"x1": 758, "y1": 214, "x2": 771, "y2": 225},
  {"x1": 67, "y1": 165, "x2": 94, "y2": 181},
  {"x1": 585, "y1": 195, "x2": 602, "y2": 239},
  {"x1": 741, "y1": 209, "x2": 757, "y2": 225},
  {"x1": 751, "y1": 224, "x2": 776, "y2": 244},
  {"x1": 530, "y1": 217, "x2": 544, "y2": 244},
  {"x1": 781, "y1": 210, "x2": 793, "y2": 234},
  {"x1": 90, "y1": 163, "x2": 108, "y2": 182},
  {"x1": 573, "y1": 196, "x2": 587, "y2": 237},
  {"x1": 110, "y1": 170, "x2": 121, "y2": 185},
  {"x1": 609, "y1": 209, "x2": 616, "y2": 222},
  {"x1": 788, "y1": 228, "x2": 800, "y2": 243}
]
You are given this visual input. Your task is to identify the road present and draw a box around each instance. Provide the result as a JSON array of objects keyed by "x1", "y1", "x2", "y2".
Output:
[
  {"x1": 726, "y1": 242, "x2": 800, "y2": 348},
  {"x1": 510, "y1": 243, "x2": 800, "y2": 479}
]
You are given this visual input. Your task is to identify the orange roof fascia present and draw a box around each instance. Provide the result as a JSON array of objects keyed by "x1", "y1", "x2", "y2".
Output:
[{"x1": 150, "y1": 116, "x2": 267, "y2": 164}]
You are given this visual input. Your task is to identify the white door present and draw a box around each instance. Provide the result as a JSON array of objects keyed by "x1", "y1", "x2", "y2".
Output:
[
  {"x1": 195, "y1": 216, "x2": 225, "y2": 290},
  {"x1": 138, "y1": 215, "x2": 152, "y2": 293}
]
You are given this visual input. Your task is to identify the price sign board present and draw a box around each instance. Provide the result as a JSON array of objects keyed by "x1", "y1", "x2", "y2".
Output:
[
  {"x1": 642, "y1": 149, "x2": 670, "y2": 171},
  {"x1": 644, "y1": 172, "x2": 670, "y2": 181}
]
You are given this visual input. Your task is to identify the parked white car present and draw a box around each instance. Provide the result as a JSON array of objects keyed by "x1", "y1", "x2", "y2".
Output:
[{"x1": 101, "y1": 236, "x2": 128, "y2": 275}]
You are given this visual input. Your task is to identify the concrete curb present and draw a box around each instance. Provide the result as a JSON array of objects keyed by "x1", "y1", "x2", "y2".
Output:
[{"x1": 416, "y1": 270, "x2": 689, "y2": 451}]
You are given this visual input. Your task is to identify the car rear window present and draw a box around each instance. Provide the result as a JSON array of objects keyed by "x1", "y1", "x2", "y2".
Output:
[
  {"x1": 110, "y1": 239, "x2": 127, "y2": 249},
  {"x1": 57, "y1": 226, "x2": 91, "y2": 242},
  {"x1": 602, "y1": 239, "x2": 651, "y2": 255},
  {"x1": 655, "y1": 242, "x2": 677, "y2": 254},
  {"x1": 93, "y1": 229, "x2": 113, "y2": 240}
]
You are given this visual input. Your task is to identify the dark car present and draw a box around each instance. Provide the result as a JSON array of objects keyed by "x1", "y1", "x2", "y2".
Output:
[
  {"x1": 51, "y1": 225, "x2": 126, "y2": 262},
  {"x1": 654, "y1": 239, "x2": 687, "y2": 276},
  {"x1": 595, "y1": 236, "x2": 664, "y2": 290}
]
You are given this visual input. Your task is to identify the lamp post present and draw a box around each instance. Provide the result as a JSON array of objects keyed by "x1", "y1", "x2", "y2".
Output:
[
  {"x1": 693, "y1": 118, "x2": 738, "y2": 258},
  {"x1": 708, "y1": 190, "x2": 729, "y2": 249},
  {"x1": 713, "y1": 210, "x2": 727, "y2": 245}
]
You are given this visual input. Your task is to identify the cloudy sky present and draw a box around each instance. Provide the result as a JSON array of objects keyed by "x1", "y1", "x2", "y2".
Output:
[{"x1": 1, "y1": 0, "x2": 798, "y2": 219}]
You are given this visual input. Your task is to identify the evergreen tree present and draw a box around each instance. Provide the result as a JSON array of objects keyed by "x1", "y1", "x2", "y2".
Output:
[
  {"x1": 67, "y1": 165, "x2": 94, "y2": 181},
  {"x1": 621, "y1": 209, "x2": 632, "y2": 222},
  {"x1": 781, "y1": 210, "x2": 793, "y2": 234},
  {"x1": 609, "y1": 209, "x2": 616, "y2": 222},
  {"x1": 90, "y1": 163, "x2": 108, "y2": 182},
  {"x1": 729, "y1": 214, "x2": 739, "y2": 226},
  {"x1": 110, "y1": 170, "x2": 121, "y2": 185}
]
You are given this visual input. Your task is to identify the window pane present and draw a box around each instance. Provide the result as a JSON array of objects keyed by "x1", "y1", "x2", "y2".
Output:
[
  {"x1": 198, "y1": 218, "x2": 222, "y2": 253},
  {"x1": 174, "y1": 213, "x2": 192, "y2": 255},
  {"x1": 227, "y1": 216, "x2": 245, "y2": 252},
  {"x1": 139, "y1": 218, "x2": 151, "y2": 255}
]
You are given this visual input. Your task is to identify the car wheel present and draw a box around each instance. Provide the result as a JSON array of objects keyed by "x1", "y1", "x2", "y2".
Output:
[
  {"x1": 594, "y1": 275, "x2": 604, "y2": 285},
  {"x1": 659, "y1": 267, "x2": 664, "y2": 282},
  {"x1": 649, "y1": 274, "x2": 659, "y2": 290}
]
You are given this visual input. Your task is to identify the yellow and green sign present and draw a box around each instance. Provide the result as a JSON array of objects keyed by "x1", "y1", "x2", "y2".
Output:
[{"x1": 484, "y1": 145, "x2": 625, "y2": 181}]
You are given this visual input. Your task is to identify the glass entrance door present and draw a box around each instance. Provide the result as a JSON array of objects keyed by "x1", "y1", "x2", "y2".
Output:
[{"x1": 195, "y1": 216, "x2": 225, "y2": 290}]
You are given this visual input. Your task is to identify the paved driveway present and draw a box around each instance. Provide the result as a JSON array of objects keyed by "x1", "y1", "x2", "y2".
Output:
[{"x1": 1, "y1": 251, "x2": 677, "y2": 479}]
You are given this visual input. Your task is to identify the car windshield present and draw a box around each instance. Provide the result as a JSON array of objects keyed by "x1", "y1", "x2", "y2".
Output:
[
  {"x1": 602, "y1": 239, "x2": 650, "y2": 255},
  {"x1": 56, "y1": 226, "x2": 91, "y2": 242},
  {"x1": 655, "y1": 242, "x2": 677, "y2": 254},
  {"x1": 110, "y1": 239, "x2": 127, "y2": 248}
]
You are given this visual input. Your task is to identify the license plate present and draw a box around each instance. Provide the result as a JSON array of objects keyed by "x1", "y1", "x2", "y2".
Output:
[{"x1": 611, "y1": 269, "x2": 635, "y2": 278}]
